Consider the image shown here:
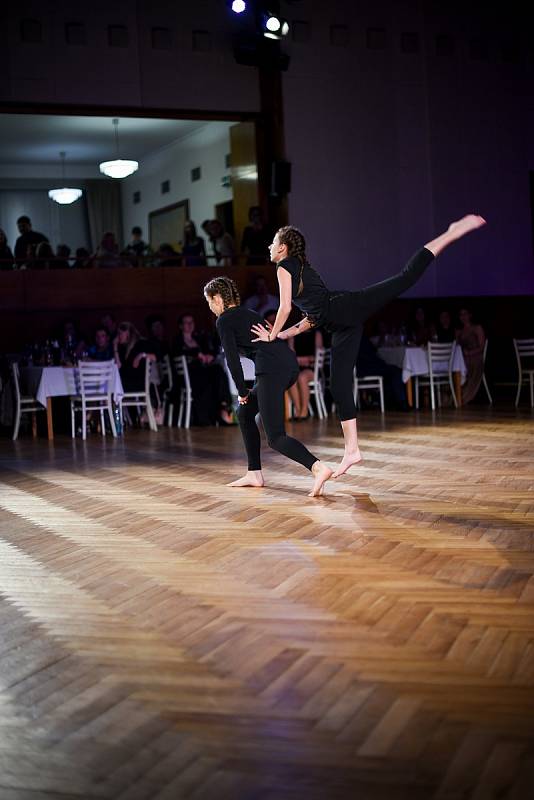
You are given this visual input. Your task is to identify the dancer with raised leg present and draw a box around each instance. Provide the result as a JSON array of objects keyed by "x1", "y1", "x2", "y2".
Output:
[
  {"x1": 204, "y1": 277, "x2": 333, "y2": 496},
  {"x1": 251, "y1": 215, "x2": 486, "y2": 478}
]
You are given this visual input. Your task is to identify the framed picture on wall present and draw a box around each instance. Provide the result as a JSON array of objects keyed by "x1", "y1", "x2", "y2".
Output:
[{"x1": 149, "y1": 199, "x2": 190, "y2": 252}]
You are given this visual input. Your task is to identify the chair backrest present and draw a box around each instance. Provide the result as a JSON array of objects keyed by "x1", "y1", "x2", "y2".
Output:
[
  {"x1": 173, "y1": 355, "x2": 191, "y2": 392},
  {"x1": 426, "y1": 341, "x2": 455, "y2": 377},
  {"x1": 78, "y1": 359, "x2": 115, "y2": 396},
  {"x1": 313, "y1": 347, "x2": 331, "y2": 382},
  {"x1": 513, "y1": 338, "x2": 534, "y2": 376},
  {"x1": 11, "y1": 362, "x2": 21, "y2": 404},
  {"x1": 158, "y1": 355, "x2": 174, "y2": 391}
]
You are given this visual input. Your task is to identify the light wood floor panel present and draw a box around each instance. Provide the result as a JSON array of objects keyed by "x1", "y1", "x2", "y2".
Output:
[{"x1": 1, "y1": 408, "x2": 534, "y2": 798}]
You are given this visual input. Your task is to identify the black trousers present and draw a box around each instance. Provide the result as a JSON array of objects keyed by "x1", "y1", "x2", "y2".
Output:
[
  {"x1": 237, "y1": 370, "x2": 318, "y2": 472},
  {"x1": 327, "y1": 247, "x2": 434, "y2": 420}
]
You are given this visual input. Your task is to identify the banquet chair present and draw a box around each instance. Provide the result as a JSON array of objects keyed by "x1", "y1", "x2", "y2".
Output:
[
  {"x1": 414, "y1": 342, "x2": 458, "y2": 410},
  {"x1": 11, "y1": 362, "x2": 46, "y2": 440},
  {"x1": 119, "y1": 357, "x2": 158, "y2": 432},
  {"x1": 158, "y1": 355, "x2": 175, "y2": 426},
  {"x1": 308, "y1": 347, "x2": 330, "y2": 419},
  {"x1": 174, "y1": 355, "x2": 192, "y2": 428},
  {"x1": 513, "y1": 338, "x2": 534, "y2": 407},
  {"x1": 481, "y1": 339, "x2": 492, "y2": 404},
  {"x1": 70, "y1": 359, "x2": 117, "y2": 440},
  {"x1": 353, "y1": 372, "x2": 385, "y2": 413}
]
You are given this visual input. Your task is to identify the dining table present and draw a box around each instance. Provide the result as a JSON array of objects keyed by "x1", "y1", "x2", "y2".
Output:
[
  {"x1": 377, "y1": 345, "x2": 467, "y2": 406},
  {"x1": 22, "y1": 364, "x2": 124, "y2": 440}
]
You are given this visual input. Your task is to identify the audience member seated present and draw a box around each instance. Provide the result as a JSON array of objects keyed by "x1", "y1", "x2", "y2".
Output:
[
  {"x1": 125, "y1": 226, "x2": 148, "y2": 265},
  {"x1": 95, "y1": 232, "x2": 121, "y2": 268},
  {"x1": 436, "y1": 310, "x2": 456, "y2": 343},
  {"x1": 155, "y1": 243, "x2": 180, "y2": 267},
  {"x1": 114, "y1": 321, "x2": 156, "y2": 393},
  {"x1": 145, "y1": 314, "x2": 171, "y2": 361},
  {"x1": 356, "y1": 335, "x2": 409, "y2": 411},
  {"x1": 59, "y1": 319, "x2": 86, "y2": 362},
  {"x1": 288, "y1": 327, "x2": 324, "y2": 420},
  {"x1": 101, "y1": 313, "x2": 118, "y2": 340},
  {"x1": 241, "y1": 206, "x2": 271, "y2": 265},
  {"x1": 0, "y1": 228, "x2": 14, "y2": 270},
  {"x1": 181, "y1": 220, "x2": 206, "y2": 266},
  {"x1": 456, "y1": 308, "x2": 486, "y2": 404},
  {"x1": 51, "y1": 244, "x2": 71, "y2": 269},
  {"x1": 243, "y1": 276, "x2": 279, "y2": 316},
  {"x1": 209, "y1": 220, "x2": 235, "y2": 266},
  {"x1": 409, "y1": 306, "x2": 436, "y2": 346},
  {"x1": 33, "y1": 241, "x2": 55, "y2": 270},
  {"x1": 87, "y1": 327, "x2": 114, "y2": 361},
  {"x1": 73, "y1": 247, "x2": 92, "y2": 269},
  {"x1": 173, "y1": 313, "x2": 233, "y2": 425},
  {"x1": 14, "y1": 215, "x2": 48, "y2": 266}
]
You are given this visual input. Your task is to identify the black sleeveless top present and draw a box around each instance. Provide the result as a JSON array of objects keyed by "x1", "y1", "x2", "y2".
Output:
[{"x1": 277, "y1": 256, "x2": 330, "y2": 326}]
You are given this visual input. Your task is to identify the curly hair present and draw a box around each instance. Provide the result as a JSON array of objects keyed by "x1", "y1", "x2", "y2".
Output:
[
  {"x1": 277, "y1": 225, "x2": 308, "y2": 295},
  {"x1": 203, "y1": 276, "x2": 241, "y2": 309}
]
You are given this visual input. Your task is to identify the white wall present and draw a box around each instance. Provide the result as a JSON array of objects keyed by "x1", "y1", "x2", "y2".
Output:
[
  {"x1": 0, "y1": 179, "x2": 91, "y2": 252},
  {"x1": 121, "y1": 122, "x2": 233, "y2": 249}
]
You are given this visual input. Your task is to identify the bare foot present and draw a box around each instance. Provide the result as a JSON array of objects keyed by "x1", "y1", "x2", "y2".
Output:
[
  {"x1": 448, "y1": 214, "x2": 486, "y2": 239},
  {"x1": 332, "y1": 449, "x2": 363, "y2": 478},
  {"x1": 308, "y1": 461, "x2": 334, "y2": 497},
  {"x1": 226, "y1": 470, "x2": 265, "y2": 488}
]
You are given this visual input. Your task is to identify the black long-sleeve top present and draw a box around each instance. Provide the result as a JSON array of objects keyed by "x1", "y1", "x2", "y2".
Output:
[{"x1": 216, "y1": 305, "x2": 297, "y2": 396}]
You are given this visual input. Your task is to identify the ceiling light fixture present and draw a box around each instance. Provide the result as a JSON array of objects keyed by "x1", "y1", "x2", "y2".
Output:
[
  {"x1": 48, "y1": 152, "x2": 83, "y2": 205},
  {"x1": 99, "y1": 118, "x2": 138, "y2": 179}
]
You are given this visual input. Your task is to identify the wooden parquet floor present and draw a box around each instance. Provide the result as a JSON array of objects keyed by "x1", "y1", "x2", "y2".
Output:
[{"x1": 1, "y1": 407, "x2": 534, "y2": 800}]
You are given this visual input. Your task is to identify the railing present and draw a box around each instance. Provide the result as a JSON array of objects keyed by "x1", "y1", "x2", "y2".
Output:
[{"x1": 0, "y1": 253, "x2": 271, "y2": 270}]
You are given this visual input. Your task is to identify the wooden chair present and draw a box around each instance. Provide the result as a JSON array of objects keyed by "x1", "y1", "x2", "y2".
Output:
[
  {"x1": 173, "y1": 355, "x2": 192, "y2": 428},
  {"x1": 353, "y1": 372, "x2": 385, "y2": 413},
  {"x1": 415, "y1": 342, "x2": 458, "y2": 410},
  {"x1": 70, "y1": 360, "x2": 117, "y2": 440},
  {"x1": 119, "y1": 358, "x2": 158, "y2": 432},
  {"x1": 11, "y1": 362, "x2": 46, "y2": 440},
  {"x1": 513, "y1": 338, "x2": 534, "y2": 407}
]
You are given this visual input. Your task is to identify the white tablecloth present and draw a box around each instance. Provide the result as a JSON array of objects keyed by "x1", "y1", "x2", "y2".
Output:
[
  {"x1": 223, "y1": 357, "x2": 255, "y2": 397},
  {"x1": 378, "y1": 346, "x2": 467, "y2": 384},
  {"x1": 22, "y1": 365, "x2": 124, "y2": 406}
]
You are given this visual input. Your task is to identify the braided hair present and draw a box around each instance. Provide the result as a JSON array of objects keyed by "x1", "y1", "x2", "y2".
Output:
[
  {"x1": 277, "y1": 226, "x2": 308, "y2": 295},
  {"x1": 204, "y1": 275, "x2": 241, "y2": 309}
]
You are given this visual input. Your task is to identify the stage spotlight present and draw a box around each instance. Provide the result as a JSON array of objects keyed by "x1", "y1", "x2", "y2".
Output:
[
  {"x1": 261, "y1": 12, "x2": 289, "y2": 39},
  {"x1": 231, "y1": 0, "x2": 246, "y2": 12},
  {"x1": 266, "y1": 15, "x2": 281, "y2": 32}
]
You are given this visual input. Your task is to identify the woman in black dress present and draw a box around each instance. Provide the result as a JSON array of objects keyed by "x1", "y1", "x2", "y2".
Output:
[
  {"x1": 251, "y1": 215, "x2": 486, "y2": 477},
  {"x1": 204, "y1": 276, "x2": 333, "y2": 496}
]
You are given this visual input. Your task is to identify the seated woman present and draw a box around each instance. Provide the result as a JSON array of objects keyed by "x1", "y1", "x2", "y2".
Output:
[
  {"x1": 456, "y1": 308, "x2": 486, "y2": 404},
  {"x1": 181, "y1": 221, "x2": 206, "y2": 266},
  {"x1": 287, "y1": 326, "x2": 324, "y2": 420},
  {"x1": 409, "y1": 306, "x2": 436, "y2": 346},
  {"x1": 173, "y1": 313, "x2": 233, "y2": 425},
  {"x1": 114, "y1": 321, "x2": 156, "y2": 392}
]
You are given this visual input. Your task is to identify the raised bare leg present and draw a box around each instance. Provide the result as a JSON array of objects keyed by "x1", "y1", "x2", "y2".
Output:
[
  {"x1": 309, "y1": 460, "x2": 334, "y2": 497},
  {"x1": 425, "y1": 214, "x2": 486, "y2": 257},
  {"x1": 227, "y1": 470, "x2": 265, "y2": 488},
  {"x1": 332, "y1": 418, "x2": 363, "y2": 478}
]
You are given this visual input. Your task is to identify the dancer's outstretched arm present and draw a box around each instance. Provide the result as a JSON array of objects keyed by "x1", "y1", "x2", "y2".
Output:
[
  {"x1": 252, "y1": 267, "x2": 292, "y2": 342},
  {"x1": 277, "y1": 317, "x2": 313, "y2": 341}
]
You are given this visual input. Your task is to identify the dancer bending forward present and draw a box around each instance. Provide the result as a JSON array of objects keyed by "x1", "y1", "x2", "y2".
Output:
[
  {"x1": 251, "y1": 215, "x2": 486, "y2": 477},
  {"x1": 204, "y1": 276, "x2": 333, "y2": 496}
]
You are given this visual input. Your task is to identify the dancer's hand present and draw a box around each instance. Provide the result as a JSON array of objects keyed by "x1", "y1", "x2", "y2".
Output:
[
  {"x1": 238, "y1": 394, "x2": 249, "y2": 405},
  {"x1": 251, "y1": 323, "x2": 271, "y2": 342}
]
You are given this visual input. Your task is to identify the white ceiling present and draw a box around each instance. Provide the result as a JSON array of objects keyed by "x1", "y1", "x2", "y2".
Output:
[{"x1": 0, "y1": 114, "x2": 215, "y2": 166}]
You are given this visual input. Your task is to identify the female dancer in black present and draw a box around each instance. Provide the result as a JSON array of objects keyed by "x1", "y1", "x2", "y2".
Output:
[
  {"x1": 204, "y1": 276, "x2": 333, "y2": 496},
  {"x1": 251, "y1": 215, "x2": 486, "y2": 477}
]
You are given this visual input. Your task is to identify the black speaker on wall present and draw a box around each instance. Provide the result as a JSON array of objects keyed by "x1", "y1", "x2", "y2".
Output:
[{"x1": 271, "y1": 160, "x2": 291, "y2": 196}]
